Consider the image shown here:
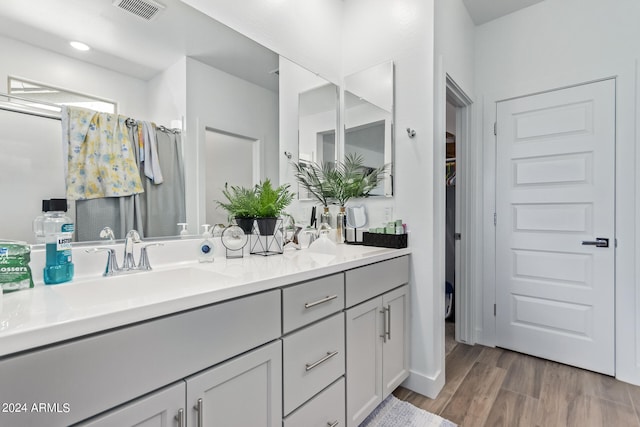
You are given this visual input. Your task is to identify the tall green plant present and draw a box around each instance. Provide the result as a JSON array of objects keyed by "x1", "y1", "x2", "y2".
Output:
[
  {"x1": 324, "y1": 153, "x2": 388, "y2": 206},
  {"x1": 254, "y1": 179, "x2": 294, "y2": 218},
  {"x1": 292, "y1": 160, "x2": 334, "y2": 207}
]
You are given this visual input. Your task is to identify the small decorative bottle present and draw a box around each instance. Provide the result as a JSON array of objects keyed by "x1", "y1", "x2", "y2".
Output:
[
  {"x1": 335, "y1": 206, "x2": 346, "y2": 244},
  {"x1": 320, "y1": 206, "x2": 332, "y2": 227}
]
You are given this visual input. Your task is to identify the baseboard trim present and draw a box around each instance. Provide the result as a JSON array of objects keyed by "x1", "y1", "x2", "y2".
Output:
[{"x1": 401, "y1": 368, "x2": 445, "y2": 399}]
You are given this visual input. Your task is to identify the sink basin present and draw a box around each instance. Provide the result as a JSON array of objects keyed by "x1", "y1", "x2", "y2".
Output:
[{"x1": 48, "y1": 267, "x2": 228, "y2": 309}]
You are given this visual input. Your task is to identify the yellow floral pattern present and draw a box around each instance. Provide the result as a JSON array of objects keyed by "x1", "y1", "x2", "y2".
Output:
[{"x1": 64, "y1": 107, "x2": 144, "y2": 200}]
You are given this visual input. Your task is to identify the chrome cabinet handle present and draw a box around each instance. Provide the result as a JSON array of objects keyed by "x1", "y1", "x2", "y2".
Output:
[
  {"x1": 304, "y1": 295, "x2": 338, "y2": 309},
  {"x1": 305, "y1": 350, "x2": 339, "y2": 371},
  {"x1": 380, "y1": 308, "x2": 388, "y2": 343},
  {"x1": 194, "y1": 398, "x2": 203, "y2": 427},
  {"x1": 327, "y1": 421, "x2": 340, "y2": 427},
  {"x1": 175, "y1": 408, "x2": 184, "y2": 427},
  {"x1": 386, "y1": 305, "x2": 391, "y2": 340}
]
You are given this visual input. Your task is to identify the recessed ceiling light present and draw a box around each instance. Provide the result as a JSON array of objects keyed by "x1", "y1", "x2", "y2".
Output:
[{"x1": 69, "y1": 41, "x2": 90, "y2": 51}]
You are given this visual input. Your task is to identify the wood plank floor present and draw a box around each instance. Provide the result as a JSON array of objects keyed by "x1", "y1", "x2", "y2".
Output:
[{"x1": 394, "y1": 342, "x2": 640, "y2": 427}]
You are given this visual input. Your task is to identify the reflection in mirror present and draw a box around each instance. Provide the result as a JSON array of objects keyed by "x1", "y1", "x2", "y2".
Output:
[
  {"x1": 0, "y1": 0, "x2": 280, "y2": 244},
  {"x1": 344, "y1": 61, "x2": 394, "y2": 196},
  {"x1": 297, "y1": 77, "x2": 339, "y2": 200}
]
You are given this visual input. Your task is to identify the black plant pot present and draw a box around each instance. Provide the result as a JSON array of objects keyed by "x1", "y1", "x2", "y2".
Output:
[
  {"x1": 235, "y1": 217, "x2": 255, "y2": 234},
  {"x1": 256, "y1": 217, "x2": 278, "y2": 236}
]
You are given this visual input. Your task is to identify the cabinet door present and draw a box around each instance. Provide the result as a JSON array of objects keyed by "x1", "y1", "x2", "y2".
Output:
[
  {"x1": 185, "y1": 340, "x2": 282, "y2": 427},
  {"x1": 345, "y1": 297, "x2": 383, "y2": 427},
  {"x1": 77, "y1": 382, "x2": 186, "y2": 427},
  {"x1": 382, "y1": 285, "x2": 410, "y2": 398}
]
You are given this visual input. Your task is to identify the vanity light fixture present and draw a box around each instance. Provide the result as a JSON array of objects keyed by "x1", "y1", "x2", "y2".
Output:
[{"x1": 69, "y1": 41, "x2": 90, "y2": 51}]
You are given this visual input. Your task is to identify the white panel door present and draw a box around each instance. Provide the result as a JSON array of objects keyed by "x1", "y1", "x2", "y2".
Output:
[{"x1": 496, "y1": 79, "x2": 615, "y2": 375}]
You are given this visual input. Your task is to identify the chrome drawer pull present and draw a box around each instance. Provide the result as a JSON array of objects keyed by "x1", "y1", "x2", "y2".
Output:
[
  {"x1": 175, "y1": 408, "x2": 184, "y2": 427},
  {"x1": 305, "y1": 350, "x2": 339, "y2": 371},
  {"x1": 304, "y1": 294, "x2": 338, "y2": 309},
  {"x1": 194, "y1": 398, "x2": 203, "y2": 427},
  {"x1": 327, "y1": 421, "x2": 340, "y2": 427}
]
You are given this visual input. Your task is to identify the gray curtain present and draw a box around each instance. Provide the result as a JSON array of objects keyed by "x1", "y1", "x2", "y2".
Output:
[{"x1": 75, "y1": 125, "x2": 185, "y2": 241}]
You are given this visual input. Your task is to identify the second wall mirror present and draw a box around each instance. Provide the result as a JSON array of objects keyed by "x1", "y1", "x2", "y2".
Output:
[{"x1": 344, "y1": 61, "x2": 395, "y2": 197}]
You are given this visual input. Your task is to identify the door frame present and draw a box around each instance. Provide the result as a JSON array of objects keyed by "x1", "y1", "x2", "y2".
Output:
[{"x1": 445, "y1": 76, "x2": 475, "y2": 345}]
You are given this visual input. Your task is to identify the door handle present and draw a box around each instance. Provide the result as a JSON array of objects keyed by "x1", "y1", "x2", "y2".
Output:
[{"x1": 581, "y1": 237, "x2": 609, "y2": 248}]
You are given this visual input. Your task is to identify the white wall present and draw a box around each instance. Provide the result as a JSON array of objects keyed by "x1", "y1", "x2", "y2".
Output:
[
  {"x1": 474, "y1": 0, "x2": 640, "y2": 384},
  {"x1": 185, "y1": 57, "x2": 279, "y2": 234},
  {"x1": 434, "y1": 0, "x2": 476, "y2": 98}
]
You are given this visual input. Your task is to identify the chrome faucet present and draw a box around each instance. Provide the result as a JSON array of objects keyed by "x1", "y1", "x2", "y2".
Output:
[
  {"x1": 122, "y1": 229, "x2": 141, "y2": 270},
  {"x1": 87, "y1": 229, "x2": 163, "y2": 276}
]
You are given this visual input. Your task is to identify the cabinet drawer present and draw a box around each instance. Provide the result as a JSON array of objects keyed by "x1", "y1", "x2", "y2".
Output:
[
  {"x1": 283, "y1": 313, "x2": 345, "y2": 415},
  {"x1": 284, "y1": 377, "x2": 345, "y2": 427},
  {"x1": 345, "y1": 256, "x2": 409, "y2": 307},
  {"x1": 283, "y1": 273, "x2": 344, "y2": 333}
]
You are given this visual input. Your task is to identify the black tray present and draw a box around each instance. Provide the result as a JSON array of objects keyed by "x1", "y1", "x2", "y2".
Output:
[{"x1": 361, "y1": 232, "x2": 408, "y2": 249}]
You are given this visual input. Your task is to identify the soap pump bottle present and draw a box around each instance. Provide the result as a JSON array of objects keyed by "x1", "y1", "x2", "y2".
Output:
[
  {"x1": 177, "y1": 223, "x2": 189, "y2": 238},
  {"x1": 198, "y1": 224, "x2": 214, "y2": 263}
]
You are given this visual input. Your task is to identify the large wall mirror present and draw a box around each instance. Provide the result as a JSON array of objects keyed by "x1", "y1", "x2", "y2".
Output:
[
  {"x1": 0, "y1": 0, "x2": 292, "y2": 244},
  {"x1": 297, "y1": 75, "x2": 339, "y2": 199},
  {"x1": 344, "y1": 61, "x2": 395, "y2": 196}
]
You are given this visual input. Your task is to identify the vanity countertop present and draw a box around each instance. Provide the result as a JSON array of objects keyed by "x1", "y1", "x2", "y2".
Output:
[{"x1": 0, "y1": 244, "x2": 410, "y2": 358}]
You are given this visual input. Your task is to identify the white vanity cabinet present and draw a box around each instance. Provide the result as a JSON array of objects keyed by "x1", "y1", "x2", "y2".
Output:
[
  {"x1": 345, "y1": 256, "x2": 410, "y2": 427},
  {"x1": 0, "y1": 250, "x2": 410, "y2": 427},
  {"x1": 282, "y1": 273, "x2": 346, "y2": 426}
]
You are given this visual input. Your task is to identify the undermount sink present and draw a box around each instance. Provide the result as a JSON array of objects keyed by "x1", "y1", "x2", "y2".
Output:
[{"x1": 48, "y1": 267, "x2": 228, "y2": 308}]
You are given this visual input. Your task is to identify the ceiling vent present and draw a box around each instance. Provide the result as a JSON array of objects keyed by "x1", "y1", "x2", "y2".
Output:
[{"x1": 113, "y1": 0, "x2": 166, "y2": 21}]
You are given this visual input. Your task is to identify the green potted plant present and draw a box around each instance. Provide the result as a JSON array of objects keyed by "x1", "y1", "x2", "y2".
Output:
[
  {"x1": 292, "y1": 159, "x2": 335, "y2": 225},
  {"x1": 253, "y1": 179, "x2": 294, "y2": 235},
  {"x1": 216, "y1": 183, "x2": 258, "y2": 234}
]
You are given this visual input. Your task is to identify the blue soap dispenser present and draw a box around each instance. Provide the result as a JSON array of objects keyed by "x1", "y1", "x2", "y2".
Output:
[{"x1": 198, "y1": 224, "x2": 214, "y2": 263}]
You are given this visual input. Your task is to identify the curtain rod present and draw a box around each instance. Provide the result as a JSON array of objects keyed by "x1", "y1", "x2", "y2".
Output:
[{"x1": 0, "y1": 92, "x2": 180, "y2": 133}]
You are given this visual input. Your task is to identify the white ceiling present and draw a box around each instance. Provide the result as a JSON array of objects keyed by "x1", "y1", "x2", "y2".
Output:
[
  {"x1": 462, "y1": 0, "x2": 547, "y2": 25},
  {"x1": 0, "y1": 0, "x2": 546, "y2": 91},
  {"x1": 0, "y1": 0, "x2": 279, "y2": 91}
]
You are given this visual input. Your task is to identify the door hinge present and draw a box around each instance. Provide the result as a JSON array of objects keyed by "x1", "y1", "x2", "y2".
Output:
[
  {"x1": 494, "y1": 304, "x2": 496, "y2": 316},
  {"x1": 454, "y1": 232, "x2": 461, "y2": 241},
  {"x1": 493, "y1": 213, "x2": 497, "y2": 226},
  {"x1": 494, "y1": 121, "x2": 497, "y2": 136}
]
